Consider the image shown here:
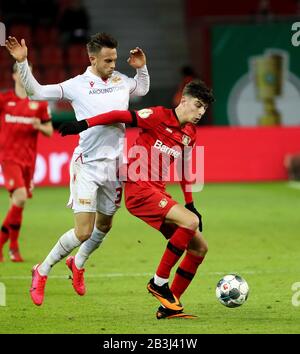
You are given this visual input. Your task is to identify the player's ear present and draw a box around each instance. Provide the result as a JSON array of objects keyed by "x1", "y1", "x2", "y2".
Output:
[
  {"x1": 89, "y1": 54, "x2": 96, "y2": 66},
  {"x1": 180, "y1": 95, "x2": 187, "y2": 106}
]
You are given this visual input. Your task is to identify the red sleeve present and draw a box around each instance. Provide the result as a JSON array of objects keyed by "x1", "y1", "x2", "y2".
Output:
[
  {"x1": 180, "y1": 179, "x2": 193, "y2": 204},
  {"x1": 87, "y1": 110, "x2": 133, "y2": 127},
  {"x1": 133, "y1": 106, "x2": 165, "y2": 129},
  {"x1": 178, "y1": 146, "x2": 196, "y2": 204},
  {"x1": 38, "y1": 102, "x2": 52, "y2": 123}
]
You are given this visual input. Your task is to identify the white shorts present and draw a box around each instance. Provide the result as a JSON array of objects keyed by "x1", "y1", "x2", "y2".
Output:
[{"x1": 67, "y1": 154, "x2": 123, "y2": 215}]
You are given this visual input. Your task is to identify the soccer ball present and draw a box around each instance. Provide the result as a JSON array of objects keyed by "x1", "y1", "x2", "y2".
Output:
[{"x1": 215, "y1": 274, "x2": 249, "y2": 308}]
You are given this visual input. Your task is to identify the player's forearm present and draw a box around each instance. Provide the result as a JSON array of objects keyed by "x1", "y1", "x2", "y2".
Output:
[
  {"x1": 131, "y1": 65, "x2": 150, "y2": 97},
  {"x1": 87, "y1": 110, "x2": 133, "y2": 127},
  {"x1": 16, "y1": 60, "x2": 62, "y2": 101}
]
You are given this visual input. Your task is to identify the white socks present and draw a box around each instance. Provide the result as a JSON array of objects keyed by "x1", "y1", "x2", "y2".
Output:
[
  {"x1": 74, "y1": 227, "x2": 106, "y2": 269},
  {"x1": 39, "y1": 229, "x2": 81, "y2": 276},
  {"x1": 154, "y1": 273, "x2": 169, "y2": 286}
]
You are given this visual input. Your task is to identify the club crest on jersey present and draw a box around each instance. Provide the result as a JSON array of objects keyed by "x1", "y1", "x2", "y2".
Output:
[
  {"x1": 8, "y1": 179, "x2": 14, "y2": 187},
  {"x1": 89, "y1": 81, "x2": 95, "y2": 87},
  {"x1": 158, "y1": 198, "x2": 168, "y2": 208},
  {"x1": 111, "y1": 76, "x2": 122, "y2": 84},
  {"x1": 137, "y1": 109, "x2": 153, "y2": 119},
  {"x1": 182, "y1": 134, "x2": 191, "y2": 146},
  {"x1": 29, "y1": 102, "x2": 39, "y2": 110}
]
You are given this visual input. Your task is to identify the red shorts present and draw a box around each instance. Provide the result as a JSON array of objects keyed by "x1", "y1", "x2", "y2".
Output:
[
  {"x1": 124, "y1": 181, "x2": 179, "y2": 239},
  {"x1": 1, "y1": 161, "x2": 34, "y2": 198}
]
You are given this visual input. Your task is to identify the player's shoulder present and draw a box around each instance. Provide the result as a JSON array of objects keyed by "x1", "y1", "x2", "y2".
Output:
[
  {"x1": 136, "y1": 106, "x2": 166, "y2": 118},
  {"x1": 111, "y1": 70, "x2": 129, "y2": 83},
  {"x1": 0, "y1": 89, "x2": 15, "y2": 101}
]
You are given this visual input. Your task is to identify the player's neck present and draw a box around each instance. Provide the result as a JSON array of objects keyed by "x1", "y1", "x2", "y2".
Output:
[
  {"x1": 175, "y1": 106, "x2": 187, "y2": 126},
  {"x1": 90, "y1": 67, "x2": 109, "y2": 82},
  {"x1": 15, "y1": 84, "x2": 27, "y2": 99}
]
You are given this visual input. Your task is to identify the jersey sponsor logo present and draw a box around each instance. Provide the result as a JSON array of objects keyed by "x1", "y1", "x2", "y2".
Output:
[
  {"x1": 7, "y1": 101, "x2": 16, "y2": 106},
  {"x1": 137, "y1": 109, "x2": 153, "y2": 119},
  {"x1": 153, "y1": 139, "x2": 181, "y2": 159},
  {"x1": 158, "y1": 198, "x2": 168, "y2": 208},
  {"x1": 89, "y1": 85, "x2": 126, "y2": 95},
  {"x1": 182, "y1": 134, "x2": 191, "y2": 146},
  {"x1": 5, "y1": 114, "x2": 35, "y2": 125},
  {"x1": 29, "y1": 102, "x2": 39, "y2": 110}
]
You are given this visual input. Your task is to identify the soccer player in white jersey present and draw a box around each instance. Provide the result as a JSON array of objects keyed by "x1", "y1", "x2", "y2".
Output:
[{"x1": 6, "y1": 33, "x2": 150, "y2": 306}]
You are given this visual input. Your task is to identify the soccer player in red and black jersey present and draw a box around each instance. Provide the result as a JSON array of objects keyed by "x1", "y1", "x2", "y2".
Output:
[
  {"x1": 0, "y1": 63, "x2": 53, "y2": 262},
  {"x1": 59, "y1": 79, "x2": 214, "y2": 319}
]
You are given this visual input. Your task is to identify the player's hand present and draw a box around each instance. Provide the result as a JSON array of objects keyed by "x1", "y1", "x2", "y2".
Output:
[
  {"x1": 5, "y1": 36, "x2": 28, "y2": 63},
  {"x1": 58, "y1": 120, "x2": 88, "y2": 136},
  {"x1": 185, "y1": 202, "x2": 203, "y2": 232},
  {"x1": 127, "y1": 47, "x2": 146, "y2": 69},
  {"x1": 32, "y1": 118, "x2": 41, "y2": 130}
]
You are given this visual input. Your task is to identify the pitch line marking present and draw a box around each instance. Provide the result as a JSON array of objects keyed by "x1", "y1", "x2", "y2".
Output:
[{"x1": 0, "y1": 269, "x2": 294, "y2": 281}]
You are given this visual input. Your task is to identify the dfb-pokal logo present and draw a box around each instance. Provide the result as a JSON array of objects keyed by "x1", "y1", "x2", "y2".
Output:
[{"x1": 0, "y1": 22, "x2": 6, "y2": 46}]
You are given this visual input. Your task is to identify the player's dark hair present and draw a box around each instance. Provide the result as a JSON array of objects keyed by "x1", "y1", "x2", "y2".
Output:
[
  {"x1": 12, "y1": 61, "x2": 32, "y2": 73},
  {"x1": 87, "y1": 32, "x2": 118, "y2": 54},
  {"x1": 183, "y1": 79, "x2": 215, "y2": 107}
]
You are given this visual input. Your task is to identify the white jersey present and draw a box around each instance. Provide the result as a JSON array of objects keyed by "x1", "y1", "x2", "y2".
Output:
[
  {"x1": 17, "y1": 60, "x2": 150, "y2": 162},
  {"x1": 60, "y1": 68, "x2": 133, "y2": 161}
]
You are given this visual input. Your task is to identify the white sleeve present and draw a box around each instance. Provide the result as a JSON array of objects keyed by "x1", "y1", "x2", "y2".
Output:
[
  {"x1": 128, "y1": 65, "x2": 150, "y2": 97},
  {"x1": 17, "y1": 59, "x2": 63, "y2": 101}
]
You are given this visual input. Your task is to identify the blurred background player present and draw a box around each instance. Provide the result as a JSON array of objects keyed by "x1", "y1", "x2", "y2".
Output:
[
  {"x1": 0, "y1": 62, "x2": 53, "y2": 262},
  {"x1": 172, "y1": 65, "x2": 198, "y2": 107},
  {"x1": 6, "y1": 32, "x2": 149, "y2": 305},
  {"x1": 59, "y1": 79, "x2": 215, "y2": 318}
]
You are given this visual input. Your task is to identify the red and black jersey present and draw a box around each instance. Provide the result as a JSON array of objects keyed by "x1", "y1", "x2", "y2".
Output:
[
  {"x1": 128, "y1": 106, "x2": 196, "y2": 187},
  {"x1": 0, "y1": 90, "x2": 51, "y2": 167}
]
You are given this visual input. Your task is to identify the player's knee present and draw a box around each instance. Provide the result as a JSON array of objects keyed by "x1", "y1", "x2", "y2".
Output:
[
  {"x1": 95, "y1": 222, "x2": 112, "y2": 234},
  {"x1": 75, "y1": 228, "x2": 93, "y2": 242},
  {"x1": 200, "y1": 240, "x2": 208, "y2": 256},
  {"x1": 13, "y1": 195, "x2": 27, "y2": 207},
  {"x1": 183, "y1": 214, "x2": 199, "y2": 231}
]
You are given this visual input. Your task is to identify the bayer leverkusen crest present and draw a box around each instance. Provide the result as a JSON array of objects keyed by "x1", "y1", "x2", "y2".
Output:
[
  {"x1": 182, "y1": 134, "x2": 191, "y2": 146},
  {"x1": 29, "y1": 102, "x2": 39, "y2": 110}
]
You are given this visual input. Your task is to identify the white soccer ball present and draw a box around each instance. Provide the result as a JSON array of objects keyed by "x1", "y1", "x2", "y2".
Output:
[{"x1": 215, "y1": 274, "x2": 249, "y2": 308}]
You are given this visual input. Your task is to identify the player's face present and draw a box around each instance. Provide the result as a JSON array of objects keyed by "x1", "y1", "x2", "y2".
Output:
[
  {"x1": 183, "y1": 96, "x2": 207, "y2": 124},
  {"x1": 89, "y1": 47, "x2": 117, "y2": 80}
]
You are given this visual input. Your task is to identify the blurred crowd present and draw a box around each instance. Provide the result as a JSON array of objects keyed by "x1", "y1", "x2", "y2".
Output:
[{"x1": 0, "y1": 0, "x2": 90, "y2": 90}]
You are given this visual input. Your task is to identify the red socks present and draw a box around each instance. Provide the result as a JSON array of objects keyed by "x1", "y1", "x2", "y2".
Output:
[
  {"x1": 171, "y1": 252, "x2": 204, "y2": 300},
  {"x1": 0, "y1": 205, "x2": 23, "y2": 250},
  {"x1": 156, "y1": 227, "x2": 195, "y2": 279}
]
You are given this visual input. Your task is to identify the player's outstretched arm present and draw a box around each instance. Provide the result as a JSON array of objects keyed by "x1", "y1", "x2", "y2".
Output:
[
  {"x1": 127, "y1": 47, "x2": 150, "y2": 97},
  {"x1": 59, "y1": 110, "x2": 134, "y2": 136},
  {"x1": 6, "y1": 37, "x2": 63, "y2": 101},
  {"x1": 5, "y1": 36, "x2": 27, "y2": 62}
]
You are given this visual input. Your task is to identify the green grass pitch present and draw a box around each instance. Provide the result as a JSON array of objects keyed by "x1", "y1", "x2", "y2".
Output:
[{"x1": 0, "y1": 182, "x2": 299, "y2": 334}]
